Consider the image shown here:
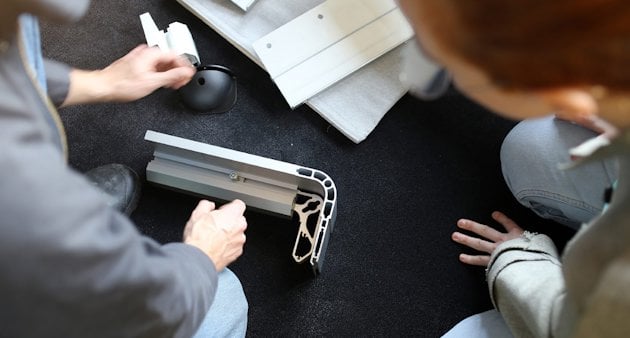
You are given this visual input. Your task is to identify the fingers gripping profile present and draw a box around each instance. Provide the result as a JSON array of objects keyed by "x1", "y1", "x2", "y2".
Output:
[{"x1": 183, "y1": 199, "x2": 248, "y2": 271}]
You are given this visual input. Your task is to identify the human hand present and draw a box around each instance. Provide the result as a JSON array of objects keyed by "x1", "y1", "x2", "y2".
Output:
[
  {"x1": 63, "y1": 44, "x2": 195, "y2": 106},
  {"x1": 183, "y1": 199, "x2": 248, "y2": 271},
  {"x1": 451, "y1": 211, "x2": 524, "y2": 267}
]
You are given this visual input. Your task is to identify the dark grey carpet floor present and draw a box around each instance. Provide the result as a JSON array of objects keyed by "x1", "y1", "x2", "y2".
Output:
[{"x1": 41, "y1": 1, "x2": 575, "y2": 336}]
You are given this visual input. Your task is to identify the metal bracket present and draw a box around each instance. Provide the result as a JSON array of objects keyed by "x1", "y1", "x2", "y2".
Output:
[{"x1": 144, "y1": 130, "x2": 337, "y2": 274}]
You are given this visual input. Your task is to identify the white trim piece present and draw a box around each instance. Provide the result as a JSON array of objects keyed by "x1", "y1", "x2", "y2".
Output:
[
  {"x1": 139, "y1": 12, "x2": 200, "y2": 65},
  {"x1": 252, "y1": 0, "x2": 414, "y2": 107},
  {"x1": 140, "y1": 12, "x2": 168, "y2": 51}
]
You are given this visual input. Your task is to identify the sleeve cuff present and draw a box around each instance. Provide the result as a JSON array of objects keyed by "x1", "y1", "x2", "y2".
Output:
[
  {"x1": 162, "y1": 242, "x2": 218, "y2": 285},
  {"x1": 486, "y1": 232, "x2": 561, "y2": 308}
]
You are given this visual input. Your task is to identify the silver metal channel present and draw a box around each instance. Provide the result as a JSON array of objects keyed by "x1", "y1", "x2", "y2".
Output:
[{"x1": 144, "y1": 130, "x2": 337, "y2": 274}]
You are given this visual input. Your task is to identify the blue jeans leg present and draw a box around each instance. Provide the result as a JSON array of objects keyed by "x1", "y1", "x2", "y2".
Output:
[
  {"x1": 192, "y1": 268, "x2": 248, "y2": 338},
  {"x1": 500, "y1": 116, "x2": 618, "y2": 229}
]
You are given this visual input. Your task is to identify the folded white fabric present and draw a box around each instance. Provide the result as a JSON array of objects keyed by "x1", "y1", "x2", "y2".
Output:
[{"x1": 177, "y1": 0, "x2": 442, "y2": 143}]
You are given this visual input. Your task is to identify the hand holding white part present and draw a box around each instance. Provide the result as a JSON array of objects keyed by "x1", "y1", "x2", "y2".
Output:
[
  {"x1": 140, "y1": 12, "x2": 200, "y2": 66},
  {"x1": 62, "y1": 44, "x2": 195, "y2": 106}
]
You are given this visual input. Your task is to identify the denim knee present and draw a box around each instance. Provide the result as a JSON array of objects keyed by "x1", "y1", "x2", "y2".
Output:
[
  {"x1": 500, "y1": 117, "x2": 616, "y2": 228},
  {"x1": 192, "y1": 268, "x2": 248, "y2": 338}
]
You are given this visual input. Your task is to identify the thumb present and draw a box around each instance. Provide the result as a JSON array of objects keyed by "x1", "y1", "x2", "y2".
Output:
[
  {"x1": 220, "y1": 199, "x2": 246, "y2": 216},
  {"x1": 191, "y1": 200, "x2": 216, "y2": 222},
  {"x1": 155, "y1": 67, "x2": 195, "y2": 89}
]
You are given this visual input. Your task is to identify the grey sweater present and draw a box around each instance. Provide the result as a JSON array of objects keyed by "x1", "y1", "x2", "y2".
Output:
[
  {"x1": 488, "y1": 132, "x2": 630, "y2": 337},
  {"x1": 0, "y1": 2, "x2": 218, "y2": 337}
]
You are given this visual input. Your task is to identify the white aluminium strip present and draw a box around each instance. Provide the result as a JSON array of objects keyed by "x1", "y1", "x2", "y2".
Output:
[
  {"x1": 230, "y1": 0, "x2": 258, "y2": 11},
  {"x1": 252, "y1": 0, "x2": 414, "y2": 107},
  {"x1": 273, "y1": 10, "x2": 412, "y2": 108},
  {"x1": 145, "y1": 130, "x2": 301, "y2": 175},
  {"x1": 252, "y1": 0, "x2": 396, "y2": 77}
]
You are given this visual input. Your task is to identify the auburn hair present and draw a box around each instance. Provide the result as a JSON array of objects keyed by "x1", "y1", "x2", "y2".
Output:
[{"x1": 440, "y1": 0, "x2": 630, "y2": 90}]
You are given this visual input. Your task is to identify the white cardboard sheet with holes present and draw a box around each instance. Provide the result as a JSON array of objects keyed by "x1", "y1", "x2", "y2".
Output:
[
  {"x1": 176, "y1": 0, "x2": 417, "y2": 143},
  {"x1": 252, "y1": 0, "x2": 414, "y2": 108}
]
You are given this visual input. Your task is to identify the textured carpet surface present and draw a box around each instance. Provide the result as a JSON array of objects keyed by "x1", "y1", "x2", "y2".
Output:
[{"x1": 41, "y1": 1, "x2": 574, "y2": 336}]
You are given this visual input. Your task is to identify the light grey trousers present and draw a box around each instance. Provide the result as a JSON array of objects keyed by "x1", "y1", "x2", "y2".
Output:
[
  {"x1": 192, "y1": 268, "x2": 248, "y2": 338},
  {"x1": 501, "y1": 116, "x2": 618, "y2": 229},
  {"x1": 443, "y1": 116, "x2": 618, "y2": 338}
]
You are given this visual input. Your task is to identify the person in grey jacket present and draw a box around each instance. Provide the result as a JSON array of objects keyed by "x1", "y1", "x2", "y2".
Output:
[
  {"x1": 398, "y1": 1, "x2": 630, "y2": 337},
  {"x1": 1, "y1": 1, "x2": 248, "y2": 337}
]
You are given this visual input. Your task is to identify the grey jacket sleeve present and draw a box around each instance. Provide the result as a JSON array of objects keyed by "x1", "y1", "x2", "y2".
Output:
[
  {"x1": 44, "y1": 58, "x2": 71, "y2": 107},
  {"x1": 486, "y1": 232, "x2": 565, "y2": 338},
  {"x1": 0, "y1": 99, "x2": 217, "y2": 337},
  {"x1": 0, "y1": 141, "x2": 218, "y2": 338}
]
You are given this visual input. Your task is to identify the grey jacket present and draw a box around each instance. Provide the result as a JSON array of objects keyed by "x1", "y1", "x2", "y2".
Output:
[
  {"x1": 0, "y1": 2, "x2": 217, "y2": 338},
  {"x1": 488, "y1": 133, "x2": 630, "y2": 337}
]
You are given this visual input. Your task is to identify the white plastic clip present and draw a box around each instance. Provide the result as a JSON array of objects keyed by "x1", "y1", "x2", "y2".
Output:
[{"x1": 140, "y1": 12, "x2": 200, "y2": 66}]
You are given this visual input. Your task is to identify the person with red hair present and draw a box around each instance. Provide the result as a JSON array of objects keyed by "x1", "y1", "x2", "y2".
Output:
[{"x1": 399, "y1": 1, "x2": 630, "y2": 337}]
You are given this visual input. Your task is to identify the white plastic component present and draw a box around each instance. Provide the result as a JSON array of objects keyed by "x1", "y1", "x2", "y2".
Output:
[
  {"x1": 252, "y1": 0, "x2": 414, "y2": 107},
  {"x1": 140, "y1": 12, "x2": 200, "y2": 66}
]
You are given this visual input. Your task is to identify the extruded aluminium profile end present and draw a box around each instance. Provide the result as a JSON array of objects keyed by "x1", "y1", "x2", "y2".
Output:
[
  {"x1": 144, "y1": 130, "x2": 337, "y2": 275},
  {"x1": 292, "y1": 168, "x2": 337, "y2": 275}
]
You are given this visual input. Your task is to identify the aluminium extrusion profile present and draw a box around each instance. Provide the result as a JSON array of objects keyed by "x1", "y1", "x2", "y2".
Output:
[{"x1": 144, "y1": 130, "x2": 337, "y2": 275}]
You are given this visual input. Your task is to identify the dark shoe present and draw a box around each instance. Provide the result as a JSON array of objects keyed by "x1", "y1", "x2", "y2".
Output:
[{"x1": 85, "y1": 164, "x2": 141, "y2": 215}]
